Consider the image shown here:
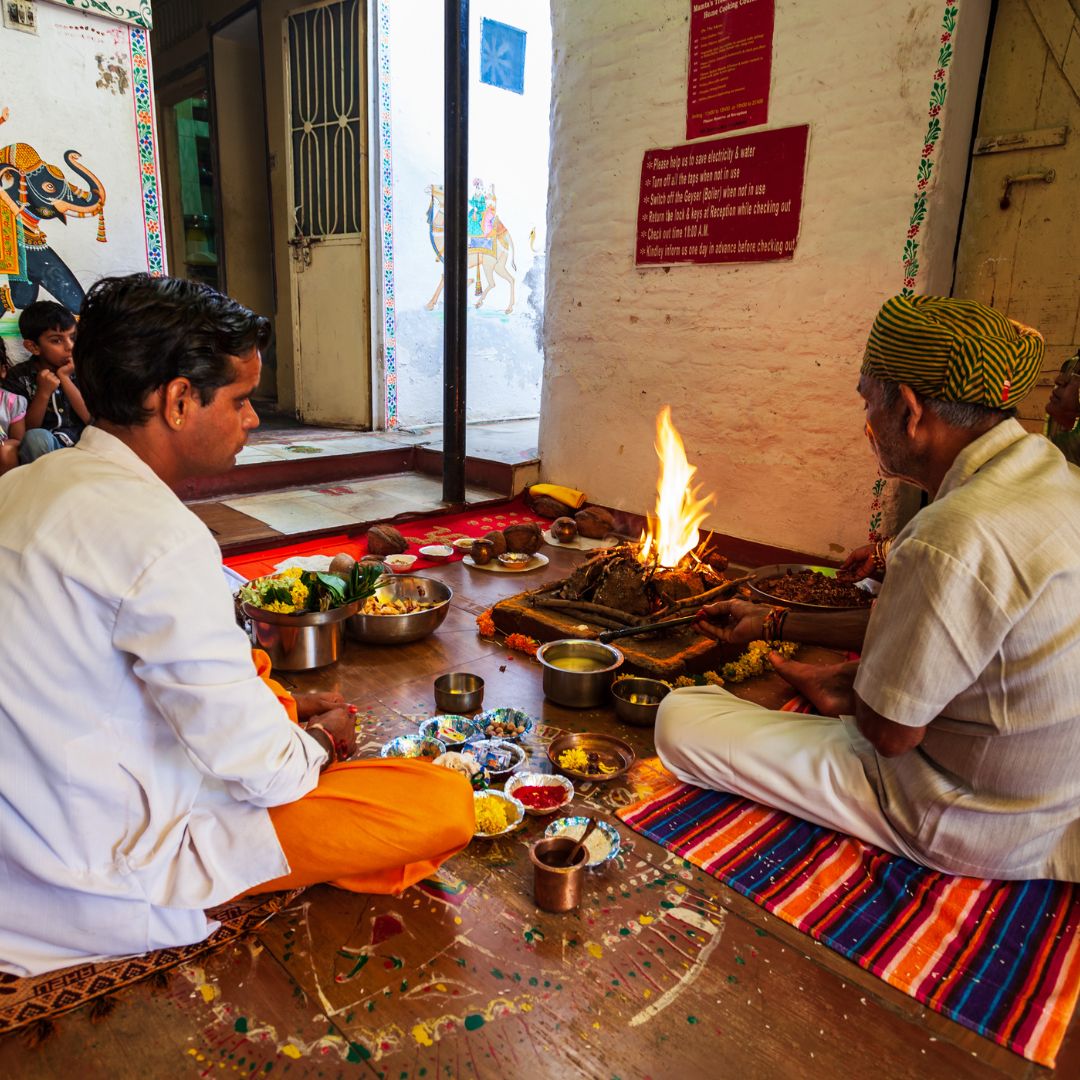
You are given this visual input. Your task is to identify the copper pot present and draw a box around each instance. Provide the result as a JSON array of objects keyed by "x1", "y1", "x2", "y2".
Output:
[{"x1": 471, "y1": 539, "x2": 495, "y2": 565}]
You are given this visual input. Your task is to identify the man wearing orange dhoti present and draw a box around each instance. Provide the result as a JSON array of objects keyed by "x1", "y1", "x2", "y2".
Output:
[{"x1": 0, "y1": 275, "x2": 473, "y2": 977}]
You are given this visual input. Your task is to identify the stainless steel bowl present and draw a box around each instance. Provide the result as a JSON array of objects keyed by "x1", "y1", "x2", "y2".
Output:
[
  {"x1": 536, "y1": 639, "x2": 624, "y2": 708},
  {"x1": 345, "y1": 575, "x2": 452, "y2": 644},
  {"x1": 611, "y1": 677, "x2": 671, "y2": 727},
  {"x1": 434, "y1": 672, "x2": 485, "y2": 713},
  {"x1": 242, "y1": 601, "x2": 356, "y2": 671}
]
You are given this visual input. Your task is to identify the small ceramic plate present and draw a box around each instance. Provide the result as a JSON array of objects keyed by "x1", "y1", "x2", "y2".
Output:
[
  {"x1": 451, "y1": 537, "x2": 477, "y2": 552},
  {"x1": 547, "y1": 732, "x2": 635, "y2": 782},
  {"x1": 544, "y1": 816, "x2": 621, "y2": 867},
  {"x1": 419, "y1": 544, "x2": 454, "y2": 561},
  {"x1": 541, "y1": 529, "x2": 612, "y2": 551},
  {"x1": 505, "y1": 772, "x2": 575, "y2": 816},
  {"x1": 380, "y1": 734, "x2": 446, "y2": 760},
  {"x1": 472, "y1": 788, "x2": 526, "y2": 838},
  {"x1": 475, "y1": 707, "x2": 535, "y2": 742},
  {"x1": 384, "y1": 554, "x2": 418, "y2": 573},
  {"x1": 419, "y1": 714, "x2": 481, "y2": 745},
  {"x1": 463, "y1": 738, "x2": 526, "y2": 781},
  {"x1": 462, "y1": 553, "x2": 550, "y2": 573}
]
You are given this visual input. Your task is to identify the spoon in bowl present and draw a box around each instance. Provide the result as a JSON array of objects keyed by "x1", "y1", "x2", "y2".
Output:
[{"x1": 560, "y1": 817, "x2": 600, "y2": 867}]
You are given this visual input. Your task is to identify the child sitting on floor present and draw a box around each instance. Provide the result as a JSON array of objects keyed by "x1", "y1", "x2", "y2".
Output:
[
  {"x1": 1, "y1": 301, "x2": 89, "y2": 464},
  {"x1": 0, "y1": 339, "x2": 27, "y2": 475}
]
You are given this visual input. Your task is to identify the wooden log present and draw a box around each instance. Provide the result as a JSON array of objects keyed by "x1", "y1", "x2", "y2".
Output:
[
  {"x1": 660, "y1": 574, "x2": 753, "y2": 613},
  {"x1": 531, "y1": 597, "x2": 643, "y2": 625}
]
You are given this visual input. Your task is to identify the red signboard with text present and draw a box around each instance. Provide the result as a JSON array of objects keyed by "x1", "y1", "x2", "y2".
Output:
[
  {"x1": 635, "y1": 125, "x2": 810, "y2": 267},
  {"x1": 687, "y1": 0, "x2": 775, "y2": 140}
]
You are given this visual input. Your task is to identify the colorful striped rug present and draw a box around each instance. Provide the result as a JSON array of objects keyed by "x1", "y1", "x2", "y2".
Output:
[{"x1": 617, "y1": 780, "x2": 1080, "y2": 1067}]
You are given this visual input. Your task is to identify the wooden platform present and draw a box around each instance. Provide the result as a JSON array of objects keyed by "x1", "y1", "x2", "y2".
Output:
[{"x1": 4, "y1": 544, "x2": 1078, "y2": 1079}]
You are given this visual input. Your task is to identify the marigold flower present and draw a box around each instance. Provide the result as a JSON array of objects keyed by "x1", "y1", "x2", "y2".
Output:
[
  {"x1": 505, "y1": 633, "x2": 539, "y2": 657},
  {"x1": 476, "y1": 610, "x2": 496, "y2": 638}
]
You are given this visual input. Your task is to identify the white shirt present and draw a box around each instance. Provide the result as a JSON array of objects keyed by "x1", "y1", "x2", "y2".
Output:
[
  {"x1": 853, "y1": 420, "x2": 1080, "y2": 879},
  {"x1": 0, "y1": 427, "x2": 327, "y2": 975}
]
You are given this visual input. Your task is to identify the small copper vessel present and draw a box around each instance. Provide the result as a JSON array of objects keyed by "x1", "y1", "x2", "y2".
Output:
[
  {"x1": 471, "y1": 539, "x2": 495, "y2": 565},
  {"x1": 530, "y1": 837, "x2": 588, "y2": 912},
  {"x1": 551, "y1": 516, "x2": 578, "y2": 543}
]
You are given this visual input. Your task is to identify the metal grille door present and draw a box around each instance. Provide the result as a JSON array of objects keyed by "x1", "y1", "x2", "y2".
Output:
[{"x1": 287, "y1": 0, "x2": 362, "y2": 238}]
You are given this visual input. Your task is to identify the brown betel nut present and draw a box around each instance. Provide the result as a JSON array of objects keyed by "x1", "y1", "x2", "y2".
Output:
[
  {"x1": 366, "y1": 524, "x2": 408, "y2": 556},
  {"x1": 503, "y1": 522, "x2": 543, "y2": 554},
  {"x1": 575, "y1": 506, "x2": 615, "y2": 539},
  {"x1": 483, "y1": 529, "x2": 508, "y2": 556},
  {"x1": 528, "y1": 493, "x2": 574, "y2": 519}
]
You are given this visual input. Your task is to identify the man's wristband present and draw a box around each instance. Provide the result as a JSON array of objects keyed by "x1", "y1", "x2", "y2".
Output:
[{"x1": 305, "y1": 723, "x2": 337, "y2": 764}]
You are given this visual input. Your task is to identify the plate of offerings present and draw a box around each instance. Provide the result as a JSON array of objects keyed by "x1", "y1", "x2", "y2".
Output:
[
  {"x1": 462, "y1": 553, "x2": 550, "y2": 573},
  {"x1": 748, "y1": 563, "x2": 874, "y2": 611},
  {"x1": 380, "y1": 735, "x2": 446, "y2": 761},
  {"x1": 505, "y1": 772, "x2": 575, "y2": 816},
  {"x1": 463, "y1": 738, "x2": 526, "y2": 782},
  {"x1": 475, "y1": 707, "x2": 534, "y2": 742},
  {"x1": 419, "y1": 714, "x2": 481, "y2": 745},
  {"x1": 547, "y1": 732, "x2": 635, "y2": 783},
  {"x1": 472, "y1": 789, "x2": 526, "y2": 838},
  {"x1": 544, "y1": 816, "x2": 621, "y2": 867}
]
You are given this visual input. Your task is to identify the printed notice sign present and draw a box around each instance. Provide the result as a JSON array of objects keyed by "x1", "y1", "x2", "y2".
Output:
[
  {"x1": 634, "y1": 125, "x2": 809, "y2": 267},
  {"x1": 687, "y1": 0, "x2": 774, "y2": 140}
]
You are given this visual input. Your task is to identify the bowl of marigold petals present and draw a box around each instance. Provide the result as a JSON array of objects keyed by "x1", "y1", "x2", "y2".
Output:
[{"x1": 505, "y1": 772, "x2": 575, "y2": 816}]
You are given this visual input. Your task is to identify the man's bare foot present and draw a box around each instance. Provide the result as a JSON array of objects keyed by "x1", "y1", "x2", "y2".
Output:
[{"x1": 769, "y1": 653, "x2": 859, "y2": 717}]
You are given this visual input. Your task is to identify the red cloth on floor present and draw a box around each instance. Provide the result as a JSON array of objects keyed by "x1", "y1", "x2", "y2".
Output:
[{"x1": 224, "y1": 495, "x2": 549, "y2": 579}]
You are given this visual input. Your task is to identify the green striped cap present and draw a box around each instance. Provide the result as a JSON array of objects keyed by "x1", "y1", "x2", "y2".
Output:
[{"x1": 862, "y1": 295, "x2": 1044, "y2": 408}]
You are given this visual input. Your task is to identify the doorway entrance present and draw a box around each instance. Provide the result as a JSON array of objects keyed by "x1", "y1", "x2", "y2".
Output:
[
  {"x1": 157, "y1": 68, "x2": 222, "y2": 291},
  {"x1": 953, "y1": 1, "x2": 1080, "y2": 430},
  {"x1": 282, "y1": 0, "x2": 372, "y2": 428}
]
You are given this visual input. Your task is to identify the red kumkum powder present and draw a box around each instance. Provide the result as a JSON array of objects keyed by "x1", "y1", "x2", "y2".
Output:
[{"x1": 514, "y1": 785, "x2": 566, "y2": 810}]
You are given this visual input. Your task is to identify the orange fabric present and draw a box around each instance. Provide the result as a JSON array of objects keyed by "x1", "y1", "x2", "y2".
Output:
[
  {"x1": 240, "y1": 760, "x2": 475, "y2": 897},
  {"x1": 245, "y1": 649, "x2": 472, "y2": 896},
  {"x1": 252, "y1": 648, "x2": 298, "y2": 723}
]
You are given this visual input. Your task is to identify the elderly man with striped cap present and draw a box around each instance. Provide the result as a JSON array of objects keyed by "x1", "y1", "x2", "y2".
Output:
[{"x1": 656, "y1": 295, "x2": 1080, "y2": 882}]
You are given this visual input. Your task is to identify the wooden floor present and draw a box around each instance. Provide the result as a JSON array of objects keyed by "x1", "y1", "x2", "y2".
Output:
[{"x1": 4, "y1": 545, "x2": 1078, "y2": 1079}]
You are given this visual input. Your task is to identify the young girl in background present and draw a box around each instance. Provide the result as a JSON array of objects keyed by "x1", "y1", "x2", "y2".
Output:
[{"x1": 0, "y1": 339, "x2": 27, "y2": 474}]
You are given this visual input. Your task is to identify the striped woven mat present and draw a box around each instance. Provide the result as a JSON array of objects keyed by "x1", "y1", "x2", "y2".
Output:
[{"x1": 617, "y1": 781, "x2": 1080, "y2": 1067}]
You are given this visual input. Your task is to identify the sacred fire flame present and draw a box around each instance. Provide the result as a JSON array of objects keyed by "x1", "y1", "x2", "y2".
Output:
[{"x1": 636, "y1": 406, "x2": 714, "y2": 569}]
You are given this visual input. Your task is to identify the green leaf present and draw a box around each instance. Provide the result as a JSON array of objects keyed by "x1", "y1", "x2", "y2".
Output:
[
  {"x1": 343, "y1": 562, "x2": 385, "y2": 604},
  {"x1": 314, "y1": 572, "x2": 347, "y2": 605}
]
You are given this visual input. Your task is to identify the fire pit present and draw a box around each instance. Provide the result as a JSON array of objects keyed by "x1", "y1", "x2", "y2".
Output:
[{"x1": 492, "y1": 408, "x2": 747, "y2": 679}]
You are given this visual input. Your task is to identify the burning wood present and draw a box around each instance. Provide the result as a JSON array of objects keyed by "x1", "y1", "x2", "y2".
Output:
[
  {"x1": 530, "y1": 541, "x2": 735, "y2": 631},
  {"x1": 529, "y1": 408, "x2": 735, "y2": 632}
]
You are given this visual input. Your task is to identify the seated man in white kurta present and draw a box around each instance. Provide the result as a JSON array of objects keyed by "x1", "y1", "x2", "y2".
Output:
[
  {"x1": 0, "y1": 274, "x2": 474, "y2": 977},
  {"x1": 655, "y1": 295, "x2": 1080, "y2": 882}
]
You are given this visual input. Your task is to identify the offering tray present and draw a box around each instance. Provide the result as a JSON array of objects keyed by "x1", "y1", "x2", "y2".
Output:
[
  {"x1": 748, "y1": 563, "x2": 874, "y2": 612},
  {"x1": 548, "y1": 732, "x2": 635, "y2": 783},
  {"x1": 463, "y1": 553, "x2": 549, "y2": 573}
]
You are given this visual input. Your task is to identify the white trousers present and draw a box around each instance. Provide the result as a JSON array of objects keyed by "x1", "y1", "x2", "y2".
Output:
[{"x1": 654, "y1": 685, "x2": 918, "y2": 859}]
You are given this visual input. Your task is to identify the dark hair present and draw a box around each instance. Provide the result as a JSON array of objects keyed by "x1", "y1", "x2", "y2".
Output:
[
  {"x1": 0, "y1": 335, "x2": 7, "y2": 374},
  {"x1": 75, "y1": 274, "x2": 272, "y2": 426},
  {"x1": 877, "y1": 376, "x2": 1016, "y2": 428},
  {"x1": 19, "y1": 300, "x2": 76, "y2": 342}
]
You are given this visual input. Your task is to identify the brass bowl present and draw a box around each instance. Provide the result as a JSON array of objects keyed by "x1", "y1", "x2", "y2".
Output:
[
  {"x1": 611, "y1": 677, "x2": 671, "y2": 727},
  {"x1": 547, "y1": 731, "x2": 635, "y2": 783},
  {"x1": 433, "y1": 672, "x2": 485, "y2": 713},
  {"x1": 345, "y1": 576, "x2": 452, "y2": 645},
  {"x1": 536, "y1": 639, "x2": 623, "y2": 708}
]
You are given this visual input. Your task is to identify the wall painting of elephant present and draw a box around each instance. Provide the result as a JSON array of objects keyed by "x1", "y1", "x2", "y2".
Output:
[
  {"x1": 425, "y1": 178, "x2": 517, "y2": 314},
  {"x1": 0, "y1": 113, "x2": 108, "y2": 317}
]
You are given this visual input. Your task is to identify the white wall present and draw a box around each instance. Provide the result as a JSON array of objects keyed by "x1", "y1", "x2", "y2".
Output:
[
  {"x1": 540, "y1": 0, "x2": 991, "y2": 558},
  {"x1": 0, "y1": 6, "x2": 160, "y2": 358},
  {"x1": 387, "y1": 0, "x2": 551, "y2": 427}
]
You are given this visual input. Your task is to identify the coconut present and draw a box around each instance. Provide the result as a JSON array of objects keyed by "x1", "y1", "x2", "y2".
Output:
[{"x1": 367, "y1": 524, "x2": 408, "y2": 556}]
